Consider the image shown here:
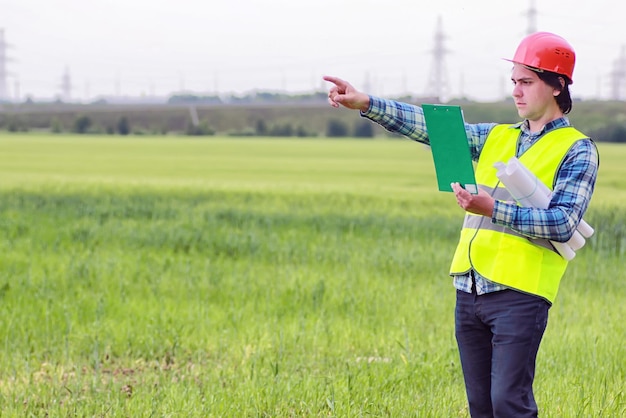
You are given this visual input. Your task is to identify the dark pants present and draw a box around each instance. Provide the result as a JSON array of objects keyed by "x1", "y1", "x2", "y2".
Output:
[{"x1": 455, "y1": 288, "x2": 550, "y2": 418}]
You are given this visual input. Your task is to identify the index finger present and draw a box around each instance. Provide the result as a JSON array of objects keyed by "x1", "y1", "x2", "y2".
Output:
[{"x1": 323, "y1": 75, "x2": 346, "y2": 88}]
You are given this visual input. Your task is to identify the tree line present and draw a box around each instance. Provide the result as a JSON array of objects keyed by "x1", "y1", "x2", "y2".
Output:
[
  {"x1": 2, "y1": 113, "x2": 378, "y2": 138},
  {"x1": 1, "y1": 100, "x2": 625, "y2": 142}
]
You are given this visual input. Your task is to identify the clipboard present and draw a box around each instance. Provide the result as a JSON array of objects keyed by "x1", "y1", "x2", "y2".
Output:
[{"x1": 422, "y1": 104, "x2": 478, "y2": 194}]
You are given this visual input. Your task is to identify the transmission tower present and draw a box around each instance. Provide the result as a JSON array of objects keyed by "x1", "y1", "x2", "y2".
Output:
[
  {"x1": 524, "y1": 0, "x2": 538, "y2": 34},
  {"x1": 425, "y1": 16, "x2": 450, "y2": 102},
  {"x1": 609, "y1": 46, "x2": 626, "y2": 100},
  {"x1": 60, "y1": 66, "x2": 72, "y2": 102},
  {"x1": 0, "y1": 28, "x2": 10, "y2": 101}
]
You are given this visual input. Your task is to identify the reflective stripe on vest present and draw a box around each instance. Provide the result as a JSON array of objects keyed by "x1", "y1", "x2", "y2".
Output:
[{"x1": 449, "y1": 124, "x2": 589, "y2": 303}]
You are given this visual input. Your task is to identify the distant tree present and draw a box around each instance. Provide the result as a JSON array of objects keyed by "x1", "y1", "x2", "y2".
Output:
[
  {"x1": 168, "y1": 94, "x2": 222, "y2": 105},
  {"x1": 200, "y1": 120, "x2": 216, "y2": 136},
  {"x1": 612, "y1": 126, "x2": 626, "y2": 143},
  {"x1": 255, "y1": 119, "x2": 268, "y2": 136},
  {"x1": 185, "y1": 119, "x2": 215, "y2": 136},
  {"x1": 7, "y1": 117, "x2": 26, "y2": 132},
  {"x1": 117, "y1": 116, "x2": 130, "y2": 135},
  {"x1": 73, "y1": 115, "x2": 92, "y2": 134},
  {"x1": 256, "y1": 92, "x2": 283, "y2": 102},
  {"x1": 50, "y1": 118, "x2": 64, "y2": 133},
  {"x1": 90, "y1": 124, "x2": 105, "y2": 134},
  {"x1": 326, "y1": 118, "x2": 349, "y2": 137},
  {"x1": 354, "y1": 120, "x2": 375, "y2": 138},
  {"x1": 590, "y1": 123, "x2": 626, "y2": 143},
  {"x1": 227, "y1": 127, "x2": 256, "y2": 137},
  {"x1": 269, "y1": 123, "x2": 294, "y2": 137},
  {"x1": 185, "y1": 120, "x2": 198, "y2": 136},
  {"x1": 296, "y1": 125, "x2": 315, "y2": 137}
]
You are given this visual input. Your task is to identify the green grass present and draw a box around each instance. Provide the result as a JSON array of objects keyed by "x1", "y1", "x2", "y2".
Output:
[{"x1": 0, "y1": 134, "x2": 624, "y2": 417}]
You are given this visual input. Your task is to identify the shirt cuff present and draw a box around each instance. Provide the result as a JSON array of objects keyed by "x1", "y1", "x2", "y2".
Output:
[
  {"x1": 492, "y1": 199, "x2": 516, "y2": 226},
  {"x1": 359, "y1": 95, "x2": 383, "y2": 119}
]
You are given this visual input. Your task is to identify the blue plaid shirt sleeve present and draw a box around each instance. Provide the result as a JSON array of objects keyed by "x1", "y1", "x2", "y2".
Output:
[
  {"x1": 362, "y1": 96, "x2": 496, "y2": 156},
  {"x1": 361, "y1": 96, "x2": 430, "y2": 143},
  {"x1": 492, "y1": 139, "x2": 599, "y2": 242}
]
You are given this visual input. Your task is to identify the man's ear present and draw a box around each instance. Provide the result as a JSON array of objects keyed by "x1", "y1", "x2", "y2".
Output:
[{"x1": 553, "y1": 76, "x2": 566, "y2": 96}]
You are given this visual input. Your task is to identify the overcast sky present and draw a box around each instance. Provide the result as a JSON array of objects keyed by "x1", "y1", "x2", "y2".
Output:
[{"x1": 1, "y1": 0, "x2": 625, "y2": 102}]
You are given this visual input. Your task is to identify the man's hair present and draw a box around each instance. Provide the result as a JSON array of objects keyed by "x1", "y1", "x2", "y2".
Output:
[{"x1": 536, "y1": 70, "x2": 573, "y2": 114}]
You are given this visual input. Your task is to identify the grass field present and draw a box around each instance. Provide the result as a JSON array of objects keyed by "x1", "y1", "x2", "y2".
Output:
[{"x1": 0, "y1": 134, "x2": 624, "y2": 417}]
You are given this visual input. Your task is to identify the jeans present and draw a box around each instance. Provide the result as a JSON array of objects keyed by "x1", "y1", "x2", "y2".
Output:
[{"x1": 455, "y1": 287, "x2": 551, "y2": 418}]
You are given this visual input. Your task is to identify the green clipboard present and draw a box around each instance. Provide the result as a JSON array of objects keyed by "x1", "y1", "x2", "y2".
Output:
[{"x1": 422, "y1": 104, "x2": 478, "y2": 194}]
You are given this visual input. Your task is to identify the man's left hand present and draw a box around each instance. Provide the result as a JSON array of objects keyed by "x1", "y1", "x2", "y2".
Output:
[{"x1": 451, "y1": 183, "x2": 495, "y2": 217}]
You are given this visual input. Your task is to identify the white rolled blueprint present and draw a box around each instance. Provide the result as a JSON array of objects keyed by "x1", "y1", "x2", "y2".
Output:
[{"x1": 494, "y1": 157, "x2": 594, "y2": 261}]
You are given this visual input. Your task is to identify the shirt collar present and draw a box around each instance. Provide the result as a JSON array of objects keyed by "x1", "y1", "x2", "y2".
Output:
[{"x1": 512, "y1": 117, "x2": 571, "y2": 136}]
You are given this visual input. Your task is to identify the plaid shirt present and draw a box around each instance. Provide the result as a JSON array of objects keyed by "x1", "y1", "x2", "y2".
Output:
[{"x1": 362, "y1": 96, "x2": 599, "y2": 295}]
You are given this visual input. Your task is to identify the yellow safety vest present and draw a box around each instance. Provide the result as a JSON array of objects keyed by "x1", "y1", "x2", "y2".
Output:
[{"x1": 449, "y1": 124, "x2": 588, "y2": 303}]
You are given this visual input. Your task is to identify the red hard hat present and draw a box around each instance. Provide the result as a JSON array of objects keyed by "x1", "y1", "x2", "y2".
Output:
[{"x1": 506, "y1": 32, "x2": 576, "y2": 84}]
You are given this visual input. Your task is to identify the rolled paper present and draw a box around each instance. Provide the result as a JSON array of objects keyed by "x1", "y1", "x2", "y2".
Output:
[
  {"x1": 576, "y1": 220, "x2": 594, "y2": 238},
  {"x1": 551, "y1": 241, "x2": 576, "y2": 261},
  {"x1": 567, "y1": 230, "x2": 586, "y2": 251}
]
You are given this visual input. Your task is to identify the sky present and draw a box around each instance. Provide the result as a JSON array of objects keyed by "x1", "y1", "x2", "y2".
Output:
[{"x1": 1, "y1": 0, "x2": 625, "y2": 102}]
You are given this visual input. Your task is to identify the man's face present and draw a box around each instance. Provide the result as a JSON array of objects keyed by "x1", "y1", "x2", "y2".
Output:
[{"x1": 510, "y1": 64, "x2": 558, "y2": 121}]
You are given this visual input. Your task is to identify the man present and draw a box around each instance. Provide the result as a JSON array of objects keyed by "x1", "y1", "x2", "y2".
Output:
[{"x1": 324, "y1": 31, "x2": 598, "y2": 417}]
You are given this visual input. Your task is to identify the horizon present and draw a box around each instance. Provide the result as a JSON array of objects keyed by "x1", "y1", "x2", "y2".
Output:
[{"x1": 1, "y1": 0, "x2": 626, "y2": 102}]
